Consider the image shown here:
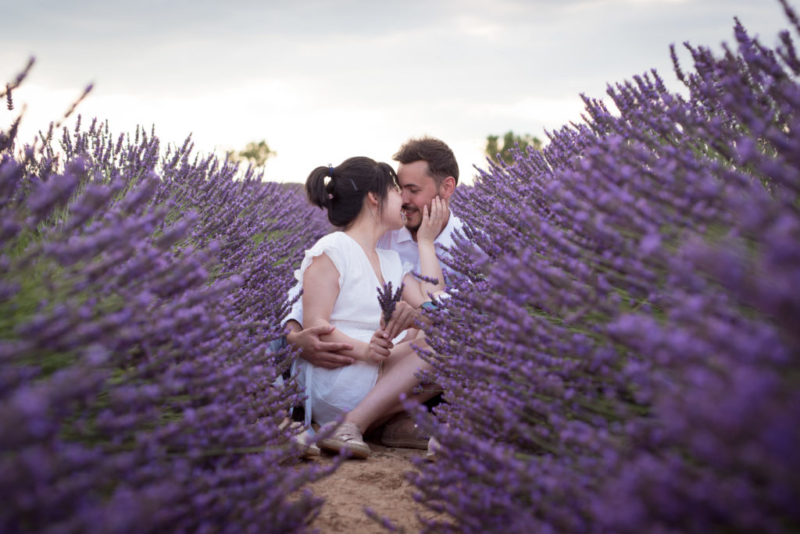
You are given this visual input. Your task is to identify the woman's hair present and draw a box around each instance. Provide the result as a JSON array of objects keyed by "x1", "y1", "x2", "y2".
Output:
[{"x1": 305, "y1": 157, "x2": 398, "y2": 228}]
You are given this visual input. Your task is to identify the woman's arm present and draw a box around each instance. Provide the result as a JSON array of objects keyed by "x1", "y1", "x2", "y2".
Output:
[
  {"x1": 400, "y1": 275, "x2": 427, "y2": 309},
  {"x1": 302, "y1": 253, "x2": 371, "y2": 362},
  {"x1": 404, "y1": 196, "x2": 446, "y2": 304}
]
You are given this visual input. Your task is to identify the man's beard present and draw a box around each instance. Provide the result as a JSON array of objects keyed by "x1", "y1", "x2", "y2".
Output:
[{"x1": 403, "y1": 205, "x2": 422, "y2": 232}]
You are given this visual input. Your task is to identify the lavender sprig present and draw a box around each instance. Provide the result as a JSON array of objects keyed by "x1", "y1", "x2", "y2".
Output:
[
  {"x1": 377, "y1": 281, "x2": 404, "y2": 325},
  {"x1": 410, "y1": 271, "x2": 440, "y2": 286}
]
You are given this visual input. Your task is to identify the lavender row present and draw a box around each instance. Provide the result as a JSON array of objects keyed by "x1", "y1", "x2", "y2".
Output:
[
  {"x1": 1, "y1": 91, "x2": 331, "y2": 531},
  {"x1": 410, "y1": 3, "x2": 800, "y2": 533}
]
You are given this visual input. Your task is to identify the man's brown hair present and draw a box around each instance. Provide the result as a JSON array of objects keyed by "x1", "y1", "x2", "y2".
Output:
[{"x1": 393, "y1": 137, "x2": 459, "y2": 186}]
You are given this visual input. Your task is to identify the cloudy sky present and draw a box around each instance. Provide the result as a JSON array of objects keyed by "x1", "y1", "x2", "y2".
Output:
[{"x1": 0, "y1": 0, "x2": 793, "y2": 183}]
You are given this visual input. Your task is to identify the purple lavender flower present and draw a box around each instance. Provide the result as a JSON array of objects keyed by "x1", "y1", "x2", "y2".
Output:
[
  {"x1": 0, "y1": 59, "x2": 331, "y2": 532},
  {"x1": 404, "y1": 3, "x2": 800, "y2": 533},
  {"x1": 377, "y1": 281, "x2": 404, "y2": 325}
]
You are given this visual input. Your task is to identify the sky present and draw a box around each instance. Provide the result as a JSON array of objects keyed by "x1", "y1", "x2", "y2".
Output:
[{"x1": 0, "y1": 0, "x2": 794, "y2": 184}]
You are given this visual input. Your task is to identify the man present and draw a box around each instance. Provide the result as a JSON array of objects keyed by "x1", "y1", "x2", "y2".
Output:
[{"x1": 282, "y1": 136, "x2": 463, "y2": 449}]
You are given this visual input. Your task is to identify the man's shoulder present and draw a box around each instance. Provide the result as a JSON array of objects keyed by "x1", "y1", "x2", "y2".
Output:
[
  {"x1": 449, "y1": 214, "x2": 465, "y2": 231},
  {"x1": 437, "y1": 214, "x2": 467, "y2": 246}
]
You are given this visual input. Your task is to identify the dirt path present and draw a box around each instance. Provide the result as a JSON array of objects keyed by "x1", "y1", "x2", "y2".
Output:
[{"x1": 306, "y1": 438, "x2": 437, "y2": 533}]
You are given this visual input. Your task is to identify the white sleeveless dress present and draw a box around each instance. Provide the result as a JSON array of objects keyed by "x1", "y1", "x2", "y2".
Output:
[{"x1": 293, "y1": 231, "x2": 412, "y2": 427}]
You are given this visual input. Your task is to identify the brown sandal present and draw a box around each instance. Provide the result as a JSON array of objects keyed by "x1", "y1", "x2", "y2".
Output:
[{"x1": 380, "y1": 413, "x2": 430, "y2": 450}]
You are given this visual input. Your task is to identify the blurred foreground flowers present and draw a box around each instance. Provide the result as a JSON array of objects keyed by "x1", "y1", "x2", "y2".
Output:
[
  {"x1": 1, "y1": 77, "x2": 330, "y2": 531},
  {"x1": 411, "y1": 3, "x2": 800, "y2": 533}
]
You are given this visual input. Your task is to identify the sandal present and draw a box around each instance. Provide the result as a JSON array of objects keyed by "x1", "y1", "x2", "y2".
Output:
[
  {"x1": 381, "y1": 413, "x2": 430, "y2": 450},
  {"x1": 281, "y1": 419, "x2": 321, "y2": 459},
  {"x1": 293, "y1": 428, "x2": 321, "y2": 459},
  {"x1": 425, "y1": 436, "x2": 440, "y2": 462},
  {"x1": 318, "y1": 422, "x2": 371, "y2": 459}
]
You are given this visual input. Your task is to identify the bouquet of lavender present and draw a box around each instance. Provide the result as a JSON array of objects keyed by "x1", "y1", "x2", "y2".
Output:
[{"x1": 377, "y1": 281, "x2": 404, "y2": 325}]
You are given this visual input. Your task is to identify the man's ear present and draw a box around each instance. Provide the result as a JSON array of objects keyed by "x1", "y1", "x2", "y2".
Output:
[{"x1": 440, "y1": 176, "x2": 456, "y2": 200}]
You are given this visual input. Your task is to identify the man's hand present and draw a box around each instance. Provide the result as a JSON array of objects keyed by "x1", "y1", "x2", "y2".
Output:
[
  {"x1": 381, "y1": 301, "x2": 423, "y2": 340},
  {"x1": 286, "y1": 325, "x2": 355, "y2": 369},
  {"x1": 368, "y1": 329, "x2": 393, "y2": 362}
]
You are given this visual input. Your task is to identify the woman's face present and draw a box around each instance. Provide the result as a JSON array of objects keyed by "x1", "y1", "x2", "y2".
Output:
[{"x1": 383, "y1": 185, "x2": 405, "y2": 230}]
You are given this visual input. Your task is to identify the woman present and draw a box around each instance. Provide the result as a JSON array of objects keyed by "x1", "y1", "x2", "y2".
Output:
[{"x1": 295, "y1": 156, "x2": 445, "y2": 458}]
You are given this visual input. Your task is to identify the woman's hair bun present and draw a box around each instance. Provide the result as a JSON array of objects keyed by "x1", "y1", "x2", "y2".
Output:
[
  {"x1": 305, "y1": 166, "x2": 334, "y2": 210},
  {"x1": 304, "y1": 157, "x2": 398, "y2": 229}
]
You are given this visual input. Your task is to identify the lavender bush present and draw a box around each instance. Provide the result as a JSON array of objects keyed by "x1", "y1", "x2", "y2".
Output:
[
  {"x1": 1, "y1": 68, "x2": 331, "y2": 532},
  {"x1": 410, "y1": 3, "x2": 800, "y2": 533}
]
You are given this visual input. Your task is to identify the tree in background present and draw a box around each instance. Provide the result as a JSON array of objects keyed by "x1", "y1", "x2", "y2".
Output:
[
  {"x1": 485, "y1": 130, "x2": 542, "y2": 164},
  {"x1": 228, "y1": 140, "x2": 276, "y2": 167}
]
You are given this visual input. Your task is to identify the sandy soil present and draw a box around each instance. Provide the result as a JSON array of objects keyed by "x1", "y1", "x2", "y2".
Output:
[{"x1": 305, "y1": 437, "x2": 438, "y2": 533}]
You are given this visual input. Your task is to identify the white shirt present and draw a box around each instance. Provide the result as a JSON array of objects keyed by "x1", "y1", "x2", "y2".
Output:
[
  {"x1": 283, "y1": 211, "x2": 464, "y2": 327},
  {"x1": 291, "y1": 231, "x2": 412, "y2": 426}
]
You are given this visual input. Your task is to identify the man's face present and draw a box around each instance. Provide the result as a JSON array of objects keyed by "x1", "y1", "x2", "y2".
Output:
[{"x1": 397, "y1": 160, "x2": 441, "y2": 232}]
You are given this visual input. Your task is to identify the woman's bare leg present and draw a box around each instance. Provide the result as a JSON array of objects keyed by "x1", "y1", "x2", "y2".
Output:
[{"x1": 345, "y1": 334, "x2": 438, "y2": 433}]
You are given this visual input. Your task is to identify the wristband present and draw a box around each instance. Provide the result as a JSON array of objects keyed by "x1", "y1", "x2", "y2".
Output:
[{"x1": 421, "y1": 301, "x2": 439, "y2": 312}]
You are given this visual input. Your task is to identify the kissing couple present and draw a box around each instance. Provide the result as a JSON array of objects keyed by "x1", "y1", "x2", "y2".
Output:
[{"x1": 282, "y1": 137, "x2": 464, "y2": 459}]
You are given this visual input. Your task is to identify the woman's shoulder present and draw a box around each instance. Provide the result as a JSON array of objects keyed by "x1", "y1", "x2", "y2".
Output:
[
  {"x1": 297, "y1": 232, "x2": 350, "y2": 285},
  {"x1": 309, "y1": 231, "x2": 365, "y2": 265},
  {"x1": 309, "y1": 231, "x2": 351, "y2": 251}
]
